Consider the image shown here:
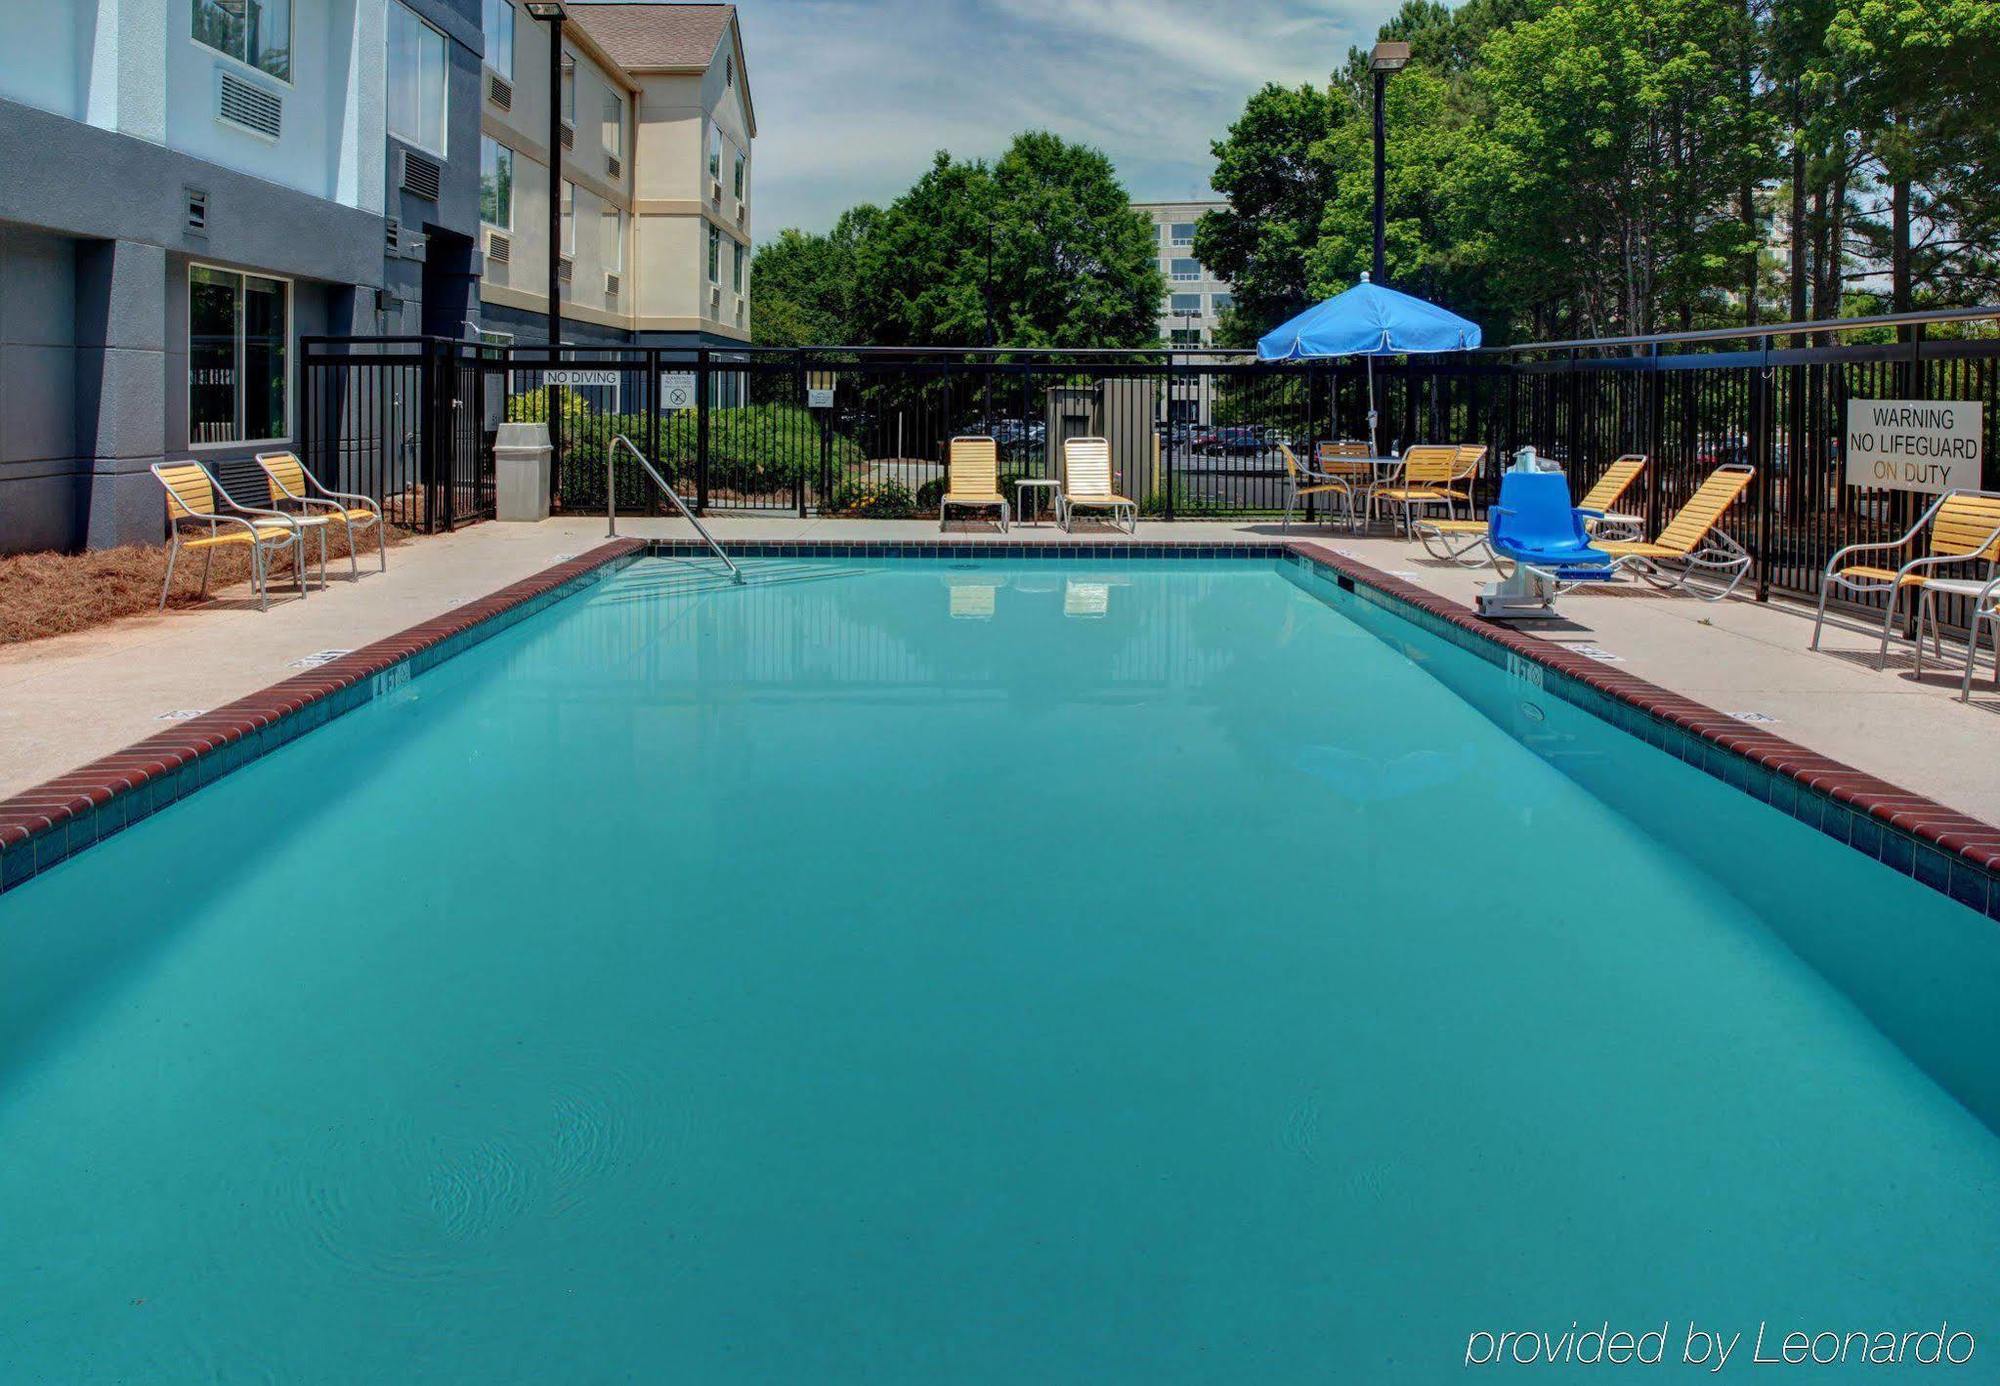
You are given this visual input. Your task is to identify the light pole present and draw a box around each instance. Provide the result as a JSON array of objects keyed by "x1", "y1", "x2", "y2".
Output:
[
  {"x1": 525, "y1": 3, "x2": 568, "y2": 350},
  {"x1": 1368, "y1": 41, "x2": 1410, "y2": 286}
]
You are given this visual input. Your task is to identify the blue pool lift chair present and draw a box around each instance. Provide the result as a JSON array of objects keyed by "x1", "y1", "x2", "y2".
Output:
[{"x1": 1477, "y1": 466, "x2": 1615, "y2": 618}]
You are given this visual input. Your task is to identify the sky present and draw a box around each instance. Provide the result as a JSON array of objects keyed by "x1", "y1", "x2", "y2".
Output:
[{"x1": 731, "y1": 0, "x2": 1402, "y2": 241}]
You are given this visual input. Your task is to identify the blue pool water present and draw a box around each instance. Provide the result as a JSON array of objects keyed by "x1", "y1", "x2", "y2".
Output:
[{"x1": 3, "y1": 556, "x2": 1997, "y2": 1382}]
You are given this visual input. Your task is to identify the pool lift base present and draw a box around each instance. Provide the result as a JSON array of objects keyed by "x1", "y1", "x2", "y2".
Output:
[{"x1": 1477, "y1": 562, "x2": 1566, "y2": 619}]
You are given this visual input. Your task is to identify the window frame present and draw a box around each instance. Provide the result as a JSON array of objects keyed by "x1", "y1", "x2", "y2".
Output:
[
  {"x1": 732, "y1": 240, "x2": 744, "y2": 293},
  {"x1": 481, "y1": 0, "x2": 514, "y2": 80},
  {"x1": 603, "y1": 90, "x2": 624, "y2": 160},
  {"x1": 186, "y1": 261, "x2": 294, "y2": 450},
  {"x1": 708, "y1": 225, "x2": 721, "y2": 284},
  {"x1": 733, "y1": 149, "x2": 745, "y2": 200},
  {"x1": 560, "y1": 180, "x2": 577, "y2": 257},
  {"x1": 386, "y1": 1, "x2": 449, "y2": 157},
  {"x1": 1169, "y1": 222, "x2": 1197, "y2": 246},
  {"x1": 1169, "y1": 257, "x2": 1201, "y2": 282},
  {"x1": 1168, "y1": 292, "x2": 1203, "y2": 314},
  {"x1": 480, "y1": 136, "x2": 514, "y2": 230},
  {"x1": 708, "y1": 125, "x2": 723, "y2": 182},
  {"x1": 191, "y1": 0, "x2": 295, "y2": 86},
  {"x1": 601, "y1": 205, "x2": 623, "y2": 273}
]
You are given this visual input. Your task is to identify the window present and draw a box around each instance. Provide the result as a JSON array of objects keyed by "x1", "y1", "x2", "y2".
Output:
[
  {"x1": 1170, "y1": 222, "x2": 1197, "y2": 246},
  {"x1": 479, "y1": 137, "x2": 513, "y2": 228},
  {"x1": 603, "y1": 91, "x2": 623, "y2": 160},
  {"x1": 1169, "y1": 293, "x2": 1202, "y2": 314},
  {"x1": 481, "y1": 0, "x2": 513, "y2": 79},
  {"x1": 725, "y1": 54, "x2": 734, "y2": 86},
  {"x1": 1169, "y1": 328, "x2": 1202, "y2": 347},
  {"x1": 1211, "y1": 293, "x2": 1234, "y2": 316},
  {"x1": 708, "y1": 225, "x2": 721, "y2": 283},
  {"x1": 733, "y1": 150, "x2": 745, "y2": 200},
  {"x1": 192, "y1": 0, "x2": 292, "y2": 83},
  {"x1": 732, "y1": 241, "x2": 744, "y2": 292},
  {"x1": 561, "y1": 181, "x2": 575, "y2": 255},
  {"x1": 1170, "y1": 257, "x2": 1201, "y2": 282},
  {"x1": 709, "y1": 125, "x2": 723, "y2": 181},
  {"x1": 387, "y1": 3, "x2": 447, "y2": 155},
  {"x1": 600, "y1": 206, "x2": 622, "y2": 271},
  {"x1": 560, "y1": 57, "x2": 575, "y2": 125},
  {"x1": 189, "y1": 264, "x2": 289, "y2": 445}
]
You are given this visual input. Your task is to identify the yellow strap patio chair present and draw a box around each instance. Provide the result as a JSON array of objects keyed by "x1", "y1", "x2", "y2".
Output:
[
  {"x1": 1373, "y1": 445, "x2": 1465, "y2": 534},
  {"x1": 152, "y1": 462, "x2": 304, "y2": 612},
  {"x1": 1592, "y1": 463, "x2": 1756, "y2": 600},
  {"x1": 1279, "y1": 442, "x2": 1357, "y2": 532},
  {"x1": 1057, "y1": 437, "x2": 1137, "y2": 534},
  {"x1": 258, "y1": 450, "x2": 387, "y2": 577},
  {"x1": 939, "y1": 435, "x2": 1009, "y2": 531},
  {"x1": 1811, "y1": 488, "x2": 2000, "y2": 667}
]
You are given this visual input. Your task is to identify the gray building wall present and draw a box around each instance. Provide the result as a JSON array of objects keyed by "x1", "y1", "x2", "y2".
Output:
[{"x1": 0, "y1": 96, "x2": 384, "y2": 551}]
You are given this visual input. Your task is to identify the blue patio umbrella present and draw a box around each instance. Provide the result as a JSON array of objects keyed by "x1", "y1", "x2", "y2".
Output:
[{"x1": 1257, "y1": 274, "x2": 1482, "y2": 451}]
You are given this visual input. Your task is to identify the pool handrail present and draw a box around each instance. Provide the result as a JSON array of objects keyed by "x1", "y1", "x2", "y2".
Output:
[{"x1": 608, "y1": 433, "x2": 744, "y2": 585}]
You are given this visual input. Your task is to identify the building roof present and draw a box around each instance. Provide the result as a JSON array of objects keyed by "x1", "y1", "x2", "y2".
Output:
[{"x1": 566, "y1": 4, "x2": 735, "y2": 72}]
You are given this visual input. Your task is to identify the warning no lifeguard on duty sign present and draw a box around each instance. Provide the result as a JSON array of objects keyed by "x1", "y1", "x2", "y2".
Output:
[{"x1": 1845, "y1": 399, "x2": 1984, "y2": 494}]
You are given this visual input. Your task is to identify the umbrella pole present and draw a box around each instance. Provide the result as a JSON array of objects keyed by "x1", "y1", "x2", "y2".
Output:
[{"x1": 1366, "y1": 355, "x2": 1379, "y2": 455}]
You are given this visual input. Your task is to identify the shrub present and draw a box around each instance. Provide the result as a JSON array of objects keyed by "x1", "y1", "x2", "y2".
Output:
[
  {"x1": 823, "y1": 478, "x2": 919, "y2": 519},
  {"x1": 1140, "y1": 483, "x2": 1237, "y2": 518}
]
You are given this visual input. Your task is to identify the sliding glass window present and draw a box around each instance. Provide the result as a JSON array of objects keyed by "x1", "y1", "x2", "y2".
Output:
[{"x1": 189, "y1": 265, "x2": 289, "y2": 445}]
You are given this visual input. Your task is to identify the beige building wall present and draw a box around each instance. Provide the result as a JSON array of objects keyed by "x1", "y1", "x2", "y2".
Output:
[{"x1": 475, "y1": 4, "x2": 751, "y2": 342}]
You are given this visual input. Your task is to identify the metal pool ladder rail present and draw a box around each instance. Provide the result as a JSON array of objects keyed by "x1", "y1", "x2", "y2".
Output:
[{"x1": 607, "y1": 433, "x2": 744, "y2": 584}]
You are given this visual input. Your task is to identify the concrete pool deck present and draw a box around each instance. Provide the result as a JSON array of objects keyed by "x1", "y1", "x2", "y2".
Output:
[{"x1": 2, "y1": 514, "x2": 1995, "y2": 828}]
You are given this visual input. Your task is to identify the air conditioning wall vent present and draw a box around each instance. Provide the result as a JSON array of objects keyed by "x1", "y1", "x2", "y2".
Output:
[
  {"x1": 606, "y1": 154, "x2": 622, "y2": 180},
  {"x1": 184, "y1": 188, "x2": 209, "y2": 236},
  {"x1": 557, "y1": 257, "x2": 574, "y2": 284},
  {"x1": 560, "y1": 122, "x2": 575, "y2": 152},
  {"x1": 399, "y1": 148, "x2": 442, "y2": 202},
  {"x1": 385, "y1": 217, "x2": 401, "y2": 254},
  {"x1": 216, "y1": 69, "x2": 283, "y2": 139},
  {"x1": 487, "y1": 74, "x2": 512, "y2": 111},
  {"x1": 485, "y1": 230, "x2": 511, "y2": 265},
  {"x1": 604, "y1": 272, "x2": 620, "y2": 297}
]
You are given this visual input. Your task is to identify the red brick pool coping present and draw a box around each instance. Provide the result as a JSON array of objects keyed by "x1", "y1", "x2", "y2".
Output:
[{"x1": 0, "y1": 534, "x2": 1994, "y2": 914}]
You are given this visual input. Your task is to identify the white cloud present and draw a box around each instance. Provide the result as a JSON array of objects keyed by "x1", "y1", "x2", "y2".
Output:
[{"x1": 736, "y1": 0, "x2": 1399, "y2": 238}]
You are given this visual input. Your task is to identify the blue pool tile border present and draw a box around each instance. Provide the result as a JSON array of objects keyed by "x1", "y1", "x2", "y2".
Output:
[
  {"x1": 0, "y1": 540, "x2": 646, "y2": 896},
  {"x1": 3, "y1": 533, "x2": 1994, "y2": 919}
]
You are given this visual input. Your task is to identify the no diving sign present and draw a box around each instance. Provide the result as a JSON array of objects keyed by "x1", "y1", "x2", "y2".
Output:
[
  {"x1": 1845, "y1": 399, "x2": 1983, "y2": 494},
  {"x1": 659, "y1": 372, "x2": 696, "y2": 411}
]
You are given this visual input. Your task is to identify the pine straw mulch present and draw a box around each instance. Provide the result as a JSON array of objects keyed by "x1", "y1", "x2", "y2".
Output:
[{"x1": 0, "y1": 522, "x2": 418, "y2": 646}]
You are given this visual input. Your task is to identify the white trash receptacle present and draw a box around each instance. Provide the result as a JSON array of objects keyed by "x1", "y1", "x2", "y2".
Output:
[{"x1": 494, "y1": 422, "x2": 552, "y2": 522}]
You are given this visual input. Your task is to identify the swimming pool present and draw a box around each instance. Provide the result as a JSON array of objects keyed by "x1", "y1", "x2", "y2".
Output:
[{"x1": 3, "y1": 552, "x2": 1996, "y2": 1382}]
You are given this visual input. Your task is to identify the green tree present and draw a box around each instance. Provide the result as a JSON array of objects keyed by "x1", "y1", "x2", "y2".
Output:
[
  {"x1": 749, "y1": 205, "x2": 879, "y2": 346},
  {"x1": 845, "y1": 135, "x2": 1163, "y2": 349},
  {"x1": 988, "y1": 131, "x2": 1165, "y2": 348}
]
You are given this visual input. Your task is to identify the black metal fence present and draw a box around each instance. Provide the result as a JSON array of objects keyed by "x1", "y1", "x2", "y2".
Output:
[{"x1": 300, "y1": 315, "x2": 1999, "y2": 606}]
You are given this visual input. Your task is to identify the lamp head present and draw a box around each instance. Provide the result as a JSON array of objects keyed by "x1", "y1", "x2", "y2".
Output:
[
  {"x1": 524, "y1": 2, "x2": 567, "y2": 19},
  {"x1": 1370, "y1": 41, "x2": 1411, "y2": 73}
]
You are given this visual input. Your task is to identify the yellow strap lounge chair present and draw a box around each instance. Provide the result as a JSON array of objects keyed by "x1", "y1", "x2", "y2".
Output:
[
  {"x1": 939, "y1": 435, "x2": 1009, "y2": 531},
  {"x1": 1811, "y1": 488, "x2": 2000, "y2": 667},
  {"x1": 258, "y1": 450, "x2": 387, "y2": 577},
  {"x1": 1373, "y1": 445, "x2": 1465, "y2": 535},
  {"x1": 1592, "y1": 463, "x2": 1756, "y2": 600},
  {"x1": 152, "y1": 462, "x2": 304, "y2": 612},
  {"x1": 1415, "y1": 453, "x2": 1647, "y2": 566},
  {"x1": 1279, "y1": 442, "x2": 1357, "y2": 532},
  {"x1": 1057, "y1": 437, "x2": 1137, "y2": 534}
]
